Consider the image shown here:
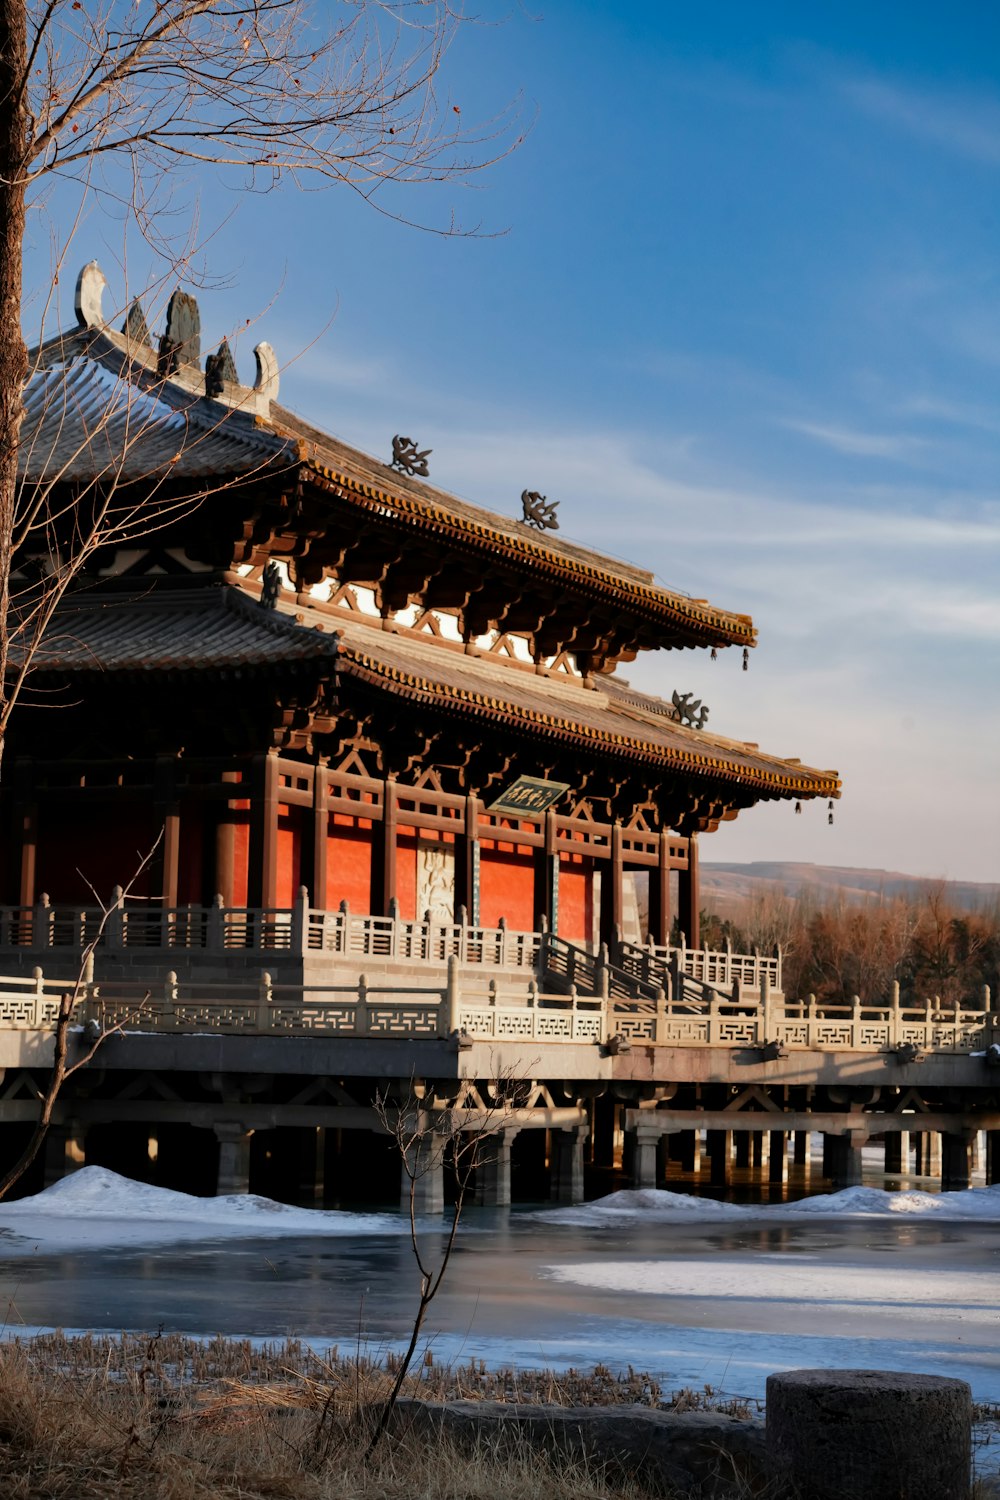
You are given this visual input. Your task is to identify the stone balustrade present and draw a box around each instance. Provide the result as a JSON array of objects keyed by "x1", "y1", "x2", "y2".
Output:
[{"x1": 0, "y1": 961, "x2": 993, "y2": 1054}]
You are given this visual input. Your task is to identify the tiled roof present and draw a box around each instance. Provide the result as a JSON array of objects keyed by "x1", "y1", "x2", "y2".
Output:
[
  {"x1": 19, "y1": 582, "x2": 838, "y2": 798},
  {"x1": 19, "y1": 332, "x2": 292, "y2": 485},
  {"x1": 323, "y1": 608, "x2": 838, "y2": 800},
  {"x1": 22, "y1": 585, "x2": 337, "y2": 674},
  {"x1": 271, "y1": 406, "x2": 756, "y2": 651},
  {"x1": 18, "y1": 326, "x2": 756, "y2": 650}
]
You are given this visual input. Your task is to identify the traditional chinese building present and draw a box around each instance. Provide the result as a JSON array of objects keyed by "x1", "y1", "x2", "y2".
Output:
[
  {"x1": 0, "y1": 264, "x2": 862, "y2": 1205},
  {"x1": 9, "y1": 263, "x2": 838, "y2": 948}
]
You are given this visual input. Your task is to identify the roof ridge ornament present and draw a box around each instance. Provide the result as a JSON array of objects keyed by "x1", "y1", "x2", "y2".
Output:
[
  {"x1": 157, "y1": 289, "x2": 201, "y2": 377},
  {"x1": 390, "y1": 435, "x2": 431, "y2": 477},
  {"x1": 122, "y1": 298, "x2": 153, "y2": 350},
  {"x1": 75, "y1": 261, "x2": 107, "y2": 330},
  {"x1": 205, "y1": 338, "x2": 238, "y2": 398},
  {"x1": 521, "y1": 490, "x2": 559, "y2": 531},
  {"x1": 253, "y1": 342, "x2": 279, "y2": 404},
  {"x1": 671, "y1": 689, "x2": 709, "y2": 730}
]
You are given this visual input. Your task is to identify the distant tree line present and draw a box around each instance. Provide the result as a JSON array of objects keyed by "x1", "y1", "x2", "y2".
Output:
[{"x1": 696, "y1": 886, "x2": 1000, "y2": 1008}]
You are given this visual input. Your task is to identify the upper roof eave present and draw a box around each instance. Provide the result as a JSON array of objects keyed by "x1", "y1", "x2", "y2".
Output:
[{"x1": 266, "y1": 404, "x2": 757, "y2": 651}]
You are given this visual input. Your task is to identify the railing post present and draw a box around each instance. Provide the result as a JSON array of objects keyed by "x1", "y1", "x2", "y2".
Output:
[
  {"x1": 655, "y1": 986, "x2": 666, "y2": 1045},
  {"x1": 852, "y1": 994, "x2": 862, "y2": 1048},
  {"x1": 356, "y1": 973, "x2": 368, "y2": 1035},
  {"x1": 207, "y1": 894, "x2": 226, "y2": 952},
  {"x1": 761, "y1": 970, "x2": 772, "y2": 1040},
  {"x1": 388, "y1": 896, "x2": 400, "y2": 957},
  {"x1": 257, "y1": 971, "x2": 273, "y2": 1031},
  {"x1": 775, "y1": 942, "x2": 783, "y2": 993},
  {"x1": 165, "y1": 970, "x2": 179, "y2": 1007},
  {"x1": 890, "y1": 980, "x2": 901, "y2": 1048},
  {"x1": 292, "y1": 886, "x2": 309, "y2": 955},
  {"x1": 105, "y1": 885, "x2": 125, "y2": 949},
  {"x1": 498, "y1": 915, "x2": 507, "y2": 966},
  {"x1": 338, "y1": 898, "x2": 349, "y2": 956},
  {"x1": 33, "y1": 893, "x2": 51, "y2": 951},
  {"x1": 445, "y1": 953, "x2": 461, "y2": 1036},
  {"x1": 669, "y1": 948, "x2": 680, "y2": 1005},
  {"x1": 597, "y1": 943, "x2": 610, "y2": 1000},
  {"x1": 32, "y1": 966, "x2": 45, "y2": 1027}
]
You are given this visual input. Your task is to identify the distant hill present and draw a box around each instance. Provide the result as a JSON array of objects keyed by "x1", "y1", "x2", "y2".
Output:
[{"x1": 701, "y1": 862, "x2": 1000, "y2": 916}]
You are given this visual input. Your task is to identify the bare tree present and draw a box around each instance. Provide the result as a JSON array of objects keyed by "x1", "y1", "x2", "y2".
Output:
[
  {"x1": 351, "y1": 1075, "x2": 523, "y2": 1457},
  {"x1": 0, "y1": 0, "x2": 521, "y2": 773},
  {"x1": 0, "y1": 841, "x2": 159, "y2": 1200}
]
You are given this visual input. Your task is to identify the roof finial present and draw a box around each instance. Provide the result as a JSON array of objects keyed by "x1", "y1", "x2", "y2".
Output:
[
  {"x1": 253, "y1": 342, "x2": 279, "y2": 405},
  {"x1": 75, "y1": 261, "x2": 107, "y2": 329}
]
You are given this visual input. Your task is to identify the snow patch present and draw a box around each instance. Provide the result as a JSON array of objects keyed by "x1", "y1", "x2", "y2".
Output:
[
  {"x1": 541, "y1": 1183, "x2": 1000, "y2": 1226},
  {"x1": 0, "y1": 1167, "x2": 409, "y2": 1248}
]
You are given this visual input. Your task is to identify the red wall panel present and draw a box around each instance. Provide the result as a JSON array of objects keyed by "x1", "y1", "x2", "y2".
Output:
[
  {"x1": 479, "y1": 842, "x2": 535, "y2": 930},
  {"x1": 232, "y1": 818, "x2": 250, "y2": 907},
  {"x1": 558, "y1": 852, "x2": 593, "y2": 942},
  {"x1": 326, "y1": 815, "x2": 373, "y2": 912},
  {"x1": 276, "y1": 807, "x2": 301, "y2": 907},
  {"x1": 395, "y1": 826, "x2": 418, "y2": 921}
]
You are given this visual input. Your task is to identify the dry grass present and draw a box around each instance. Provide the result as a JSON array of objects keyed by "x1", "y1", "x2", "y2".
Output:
[
  {"x1": 0, "y1": 1333, "x2": 735, "y2": 1500},
  {"x1": 3, "y1": 1333, "x2": 990, "y2": 1499}
]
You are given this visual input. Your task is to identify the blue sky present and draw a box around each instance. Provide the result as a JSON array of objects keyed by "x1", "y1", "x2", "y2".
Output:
[{"x1": 23, "y1": 1, "x2": 1000, "y2": 882}]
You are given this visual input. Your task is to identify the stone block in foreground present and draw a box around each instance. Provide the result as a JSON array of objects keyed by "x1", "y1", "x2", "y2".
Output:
[
  {"x1": 766, "y1": 1368, "x2": 972, "y2": 1500},
  {"x1": 388, "y1": 1399, "x2": 767, "y2": 1495}
]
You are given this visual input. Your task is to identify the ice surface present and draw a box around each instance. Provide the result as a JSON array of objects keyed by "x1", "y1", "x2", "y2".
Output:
[
  {"x1": 540, "y1": 1254, "x2": 1000, "y2": 1318},
  {"x1": 0, "y1": 1167, "x2": 409, "y2": 1247}
]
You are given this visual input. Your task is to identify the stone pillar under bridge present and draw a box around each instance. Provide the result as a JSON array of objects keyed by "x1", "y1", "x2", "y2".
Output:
[
  {"x1": 630, "y1": 1124, "x2": 660, "y2": 1189},
  {"x1": 214, "y1": 1124, "x2": 253, "y2": 1195},
  {"x1": 550, "y1": 1126, "x2": 587, "y2": 1204},
  {"x1": 941, "y1": 1131, "x2": 973, "y2": 1192},
  {"x1": 474, "y1": 1127, "x2": 521, "y2": 1207},
  {"x1": 707, "y1": 1129, "x2": 730, "y2": 1187},
  {"x1": 824, "y1": 1129, "x2": 865, "y2": 1189},
  {"x1": 401, "y1": 1130, "x2": 444, "y2": 1215},
  {"x1": 987, "y1": 1131, "x2": 1000, "y2": 1186}
]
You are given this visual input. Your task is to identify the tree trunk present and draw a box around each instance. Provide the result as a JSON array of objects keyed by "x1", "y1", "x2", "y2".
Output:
[{"x1": 0, "y1": 0, "x2": 28, "y2": 776}]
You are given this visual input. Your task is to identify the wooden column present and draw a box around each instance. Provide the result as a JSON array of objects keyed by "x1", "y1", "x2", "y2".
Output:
[
  {"x1": 533, "y1": 810, "x2": 559, "y2": 933},
  {"x1": 214, "y1": 768, "x2": 240, "y2": 905},
  {"x1": 152, "y1": 755, "x2": 180, "y2": 907},
  {"x1": 599, "y1": 821, "x2": 624, "y2": 948},
  {"x1": 247, "y1": 752, "x2": 280, "y2": 909},
  {"x1": 18, "y1": 804, "x2": 37, "y2": 907},
  {"x1": 455, "y1": 793, "x2": 481, "y2": 925},
  {"x1": 12, "y1": 759, "x2": 36, "y2": 906},
  {"x1": 371, "y1": 777, "x2": 398, "y2": 916},
  {"x1": 647, "y1": 830, "x2": 672, "y2": 944},
  {"x1": 310, "y1": 762, "x2": 329, "y2": 910},
  {"x1": 677, "y1": 832, "x2": 700, "y2": 949}
]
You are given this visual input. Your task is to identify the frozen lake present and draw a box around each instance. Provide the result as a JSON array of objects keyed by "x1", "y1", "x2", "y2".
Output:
[{"x1": 0, "y1": 1170, "x2": 999, "y2": 1407}]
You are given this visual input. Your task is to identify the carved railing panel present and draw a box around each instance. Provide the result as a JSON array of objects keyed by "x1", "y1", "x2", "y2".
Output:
[{"x1": 0, "y1": 960, "x2": 995, "y2": 1056}]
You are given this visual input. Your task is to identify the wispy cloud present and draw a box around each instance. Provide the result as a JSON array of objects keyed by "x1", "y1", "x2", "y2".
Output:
[
  {"x1": 778, "y1": 419, "x2": 926, "y2": 461},
  {"x1": 842, "y1": 76, "x2": 1000, "y2": 165},
  {"x1": 891, "y1": 394, "x2": 1000, "y2": 436}
]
